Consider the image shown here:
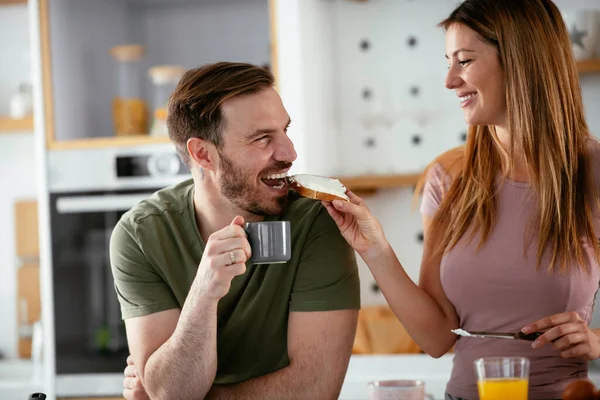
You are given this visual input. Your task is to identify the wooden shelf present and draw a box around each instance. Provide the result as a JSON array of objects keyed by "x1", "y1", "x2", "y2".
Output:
[
  {"x1": 0, "y1": 0, "x2": 27, "y2": 5},
  {"x1": 340, "y1": 173, "x2": 422, "y2": 194},
  {"x1": 0, "y1": 115, "x2": 34, "y2": 132},
  {"x1": 47, "y1": 135, "x2": 171, "y2": 150},
  {"x1": 577, "y1": 59, "x2": 600, "y2": 74}
]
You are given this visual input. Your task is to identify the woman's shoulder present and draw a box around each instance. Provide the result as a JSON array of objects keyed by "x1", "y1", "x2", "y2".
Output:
[
  {"x1": 427, "y1": 145, "x2": 464, "y2": 183},
  {"x1": 586, "y1": 136, "x2": 600, "y2": 159},
  {"x1": 585, "y1": 136, "x2": 600, "y2": 178}
]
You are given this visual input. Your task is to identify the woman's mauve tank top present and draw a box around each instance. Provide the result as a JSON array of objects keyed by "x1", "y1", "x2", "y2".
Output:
[{"x1": 420, "y1": 139, "x2": 600, "y2": 399}]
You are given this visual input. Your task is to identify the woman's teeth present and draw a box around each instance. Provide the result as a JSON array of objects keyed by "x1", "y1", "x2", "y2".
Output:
[{"x1": 460, "y1": 93, "x2": 477, "y2": 102}]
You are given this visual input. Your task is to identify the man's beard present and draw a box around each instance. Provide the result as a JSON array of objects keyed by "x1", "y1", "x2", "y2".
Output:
[{"x1": 218, "y1": 151, "x2": 290, "y2": 216}]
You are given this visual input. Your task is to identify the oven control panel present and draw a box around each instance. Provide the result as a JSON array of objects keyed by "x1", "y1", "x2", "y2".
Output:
[{"x1": 48, "y1": 145, "x2": 191, "y2": 192}]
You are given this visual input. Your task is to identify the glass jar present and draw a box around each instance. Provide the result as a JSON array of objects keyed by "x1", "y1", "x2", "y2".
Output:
[
  {"x1": 110, "y1": 44, "x2": 149, "y2": 136},
  {"x1": 148, "y1": 65, "x2": 185, "y2": 136}
]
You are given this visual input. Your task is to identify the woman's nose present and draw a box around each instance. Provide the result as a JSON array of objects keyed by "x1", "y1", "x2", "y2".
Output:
[{"x1": 445, "y1": 68, "x2": 462, "y2": 90}]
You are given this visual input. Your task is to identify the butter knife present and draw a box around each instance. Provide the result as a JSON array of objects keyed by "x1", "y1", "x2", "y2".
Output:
[{"x1": 451, "y1": 328, "x2": 543, "y2": 341}]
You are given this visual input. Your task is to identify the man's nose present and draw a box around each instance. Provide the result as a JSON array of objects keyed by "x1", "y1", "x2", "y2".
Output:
[{"x1": 275, "y1": 133, "x2": 297, "y2": 163}]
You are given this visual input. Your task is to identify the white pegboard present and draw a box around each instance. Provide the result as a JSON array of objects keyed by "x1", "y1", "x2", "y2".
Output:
[{"x1": 332, "y1": 0, "x2": 468, "y2": 176}]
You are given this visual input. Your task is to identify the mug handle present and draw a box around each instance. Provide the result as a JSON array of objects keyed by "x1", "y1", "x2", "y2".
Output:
[{"x1": 425, "y1": 394, "x2": 435, "y2": 400}]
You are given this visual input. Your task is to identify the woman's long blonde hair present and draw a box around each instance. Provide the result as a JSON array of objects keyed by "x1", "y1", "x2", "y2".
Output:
[{"x1": 417, "y1": 0, "x2": 600, "y2": 273}]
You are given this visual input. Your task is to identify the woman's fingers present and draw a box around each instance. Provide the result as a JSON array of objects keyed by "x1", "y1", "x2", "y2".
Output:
[
  {"x1": 322, "y1": 201, "x2": 345, "y2": 225},
  {"x1": 346, "y1": 190, "x2": 364, "y2": 206},
  {"x1": 552, "y1": 332, "x2": 587, "y2": 352},
  {"x1": 332, "y1": 198, "x2": 366, "y2": 217}
]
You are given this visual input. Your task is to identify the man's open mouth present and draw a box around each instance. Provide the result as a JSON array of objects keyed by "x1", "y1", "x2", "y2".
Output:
[{"x1": 261, "y1": 173, "x2": 288, "y2": 190}]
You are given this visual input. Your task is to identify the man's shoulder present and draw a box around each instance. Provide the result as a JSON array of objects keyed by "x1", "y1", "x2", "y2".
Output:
[
  {"x1": 120, "y1": 178, "x2": 194, "y2": 229},
  {"x1": 284, "y1": 190, "x2": 347, "y2": 247},
  {"x1": 284, "y1": 190, "x2": 327, "y2": 222}
]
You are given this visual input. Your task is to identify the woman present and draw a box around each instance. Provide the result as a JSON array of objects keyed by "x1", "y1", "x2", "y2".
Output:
[{"x1": 323, "y1": 0, "x2": 600, "y2": 399}]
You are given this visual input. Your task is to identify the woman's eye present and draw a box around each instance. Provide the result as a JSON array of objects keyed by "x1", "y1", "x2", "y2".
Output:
[{"x1": 458, "y1": 59, "x2": 472, "y2": 66}]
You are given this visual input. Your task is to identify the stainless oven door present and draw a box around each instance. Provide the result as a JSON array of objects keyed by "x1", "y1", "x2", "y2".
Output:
[{"x1": 50, "y1": 190, "x2": 155, "y2": 375}]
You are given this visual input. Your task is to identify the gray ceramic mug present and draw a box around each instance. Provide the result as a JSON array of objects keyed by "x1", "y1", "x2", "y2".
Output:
[{"x1": 244, "y1": 221, "x2": 291, "y2": 264}]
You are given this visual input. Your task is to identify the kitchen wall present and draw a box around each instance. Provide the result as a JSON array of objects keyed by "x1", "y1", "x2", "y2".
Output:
[
  {"x1": 0, "y1": 133, "x2": 38, "y2": 360},
  {"x1": 0, "y1": 4, "x2": 30, "y2": 115},
  {"x1": 0, "y1": 3, "x2": 37, "y2": 360}
]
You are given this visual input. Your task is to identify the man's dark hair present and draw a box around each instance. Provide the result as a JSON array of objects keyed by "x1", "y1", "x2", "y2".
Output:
[{"x1": 167, "y1": 62, "x2": 275, "y2": 168}]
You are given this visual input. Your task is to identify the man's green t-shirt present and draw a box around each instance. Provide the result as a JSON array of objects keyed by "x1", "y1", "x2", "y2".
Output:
[{"x1": 109, "y1": 179, "x2": 360, "y2": 384}]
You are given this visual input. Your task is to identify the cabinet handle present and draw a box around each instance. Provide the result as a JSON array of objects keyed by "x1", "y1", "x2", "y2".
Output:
[{"x1": 16, "y1": 255, "x2": 40, "y2": 268}]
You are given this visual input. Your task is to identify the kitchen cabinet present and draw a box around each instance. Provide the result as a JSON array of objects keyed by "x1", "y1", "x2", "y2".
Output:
[
  {"x1": 14, "y1": 200, "x2": 41, "y2": 359},
  {"x1": 36, "y1": 0, "x2": 273, "y2": 150}
]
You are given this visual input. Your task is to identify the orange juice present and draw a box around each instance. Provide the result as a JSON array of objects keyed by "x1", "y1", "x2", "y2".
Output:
[{"x1": 477, "y1": 378, "x2": 528, "y2": 400}]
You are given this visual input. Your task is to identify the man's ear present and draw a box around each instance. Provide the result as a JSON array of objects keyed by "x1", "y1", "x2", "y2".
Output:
[{"x1": 187, "y1": 137, "x2": 216, "y2": 171}]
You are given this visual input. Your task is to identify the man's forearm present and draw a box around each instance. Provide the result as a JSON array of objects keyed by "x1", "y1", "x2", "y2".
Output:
[
  {"x1": 206, "y1": 360, "x2": 342, "y2": 400},
  {"x1": 144, "y1": 295, "x2": 219, "y2": 400}
]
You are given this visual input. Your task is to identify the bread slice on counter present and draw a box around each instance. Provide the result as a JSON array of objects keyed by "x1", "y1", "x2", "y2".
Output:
[{"x1": 288, "y1": 174, "x2": 350, "y2": 202}]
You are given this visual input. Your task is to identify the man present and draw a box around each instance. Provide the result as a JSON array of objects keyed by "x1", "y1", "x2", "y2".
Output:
[{"x1": 110, "y1": 62, "x2": 361, "y2": 400}]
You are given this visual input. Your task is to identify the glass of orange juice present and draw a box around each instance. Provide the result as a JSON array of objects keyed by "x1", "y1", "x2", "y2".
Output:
[{"x1": 474, "y1": 357, "x2": 530, "y2": 400}]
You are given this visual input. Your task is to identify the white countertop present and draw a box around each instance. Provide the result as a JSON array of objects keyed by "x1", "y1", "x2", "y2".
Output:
[
  {"x1": 3, "y1": 355, "x2": 600, "y2": 400},
  {"x1": 0, "y1": 359, "x2": 44, "y2": 400},
  {"x1": 341, "y1": 354, "x2": 453, "y2": 400}
]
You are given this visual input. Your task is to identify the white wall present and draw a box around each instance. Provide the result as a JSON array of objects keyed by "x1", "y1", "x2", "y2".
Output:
[
  {"x1": 0, "y1": 2, "x2": 37, "y2": 359},
  {"x1": 0, "y1": 4, "x2": 31, "y2": 115},
  {"x1": 0, "y1": 133, "x2": 38, "y2": 359}
]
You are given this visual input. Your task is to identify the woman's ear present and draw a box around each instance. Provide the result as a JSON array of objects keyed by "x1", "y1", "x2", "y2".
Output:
[{"x1": 187, "y1": 137, "x2": 216, "y2": 171}]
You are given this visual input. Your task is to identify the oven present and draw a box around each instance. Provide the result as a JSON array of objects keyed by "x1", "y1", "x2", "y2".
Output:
[{"x1": 46, "y1": 144, "x2": 190, "y2": 396}]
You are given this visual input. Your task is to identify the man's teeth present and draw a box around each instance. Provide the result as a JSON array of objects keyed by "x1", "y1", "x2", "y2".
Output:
[
  {"x1": 460, "y1": 93, "x2": 477, "y2": 102},
  {"x1": 264, "y1": 173, "x2": 288, "y2": 180},
  {"x1": 272, "y1": 181, "x2": 285, "y2": 189}
]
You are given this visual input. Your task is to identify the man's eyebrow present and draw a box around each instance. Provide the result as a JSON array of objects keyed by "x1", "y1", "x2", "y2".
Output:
[
  {"x1": 445, "y1": 48, "x2": 476, "y2": 59},
  {"x1": 245, "y1": 118, "x2": 292, "y2": 139}
]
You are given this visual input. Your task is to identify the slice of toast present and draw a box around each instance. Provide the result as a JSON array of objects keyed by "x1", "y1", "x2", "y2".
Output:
[{"x1": 288, "y1": 174, "x2": 350, "y2": 202}]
